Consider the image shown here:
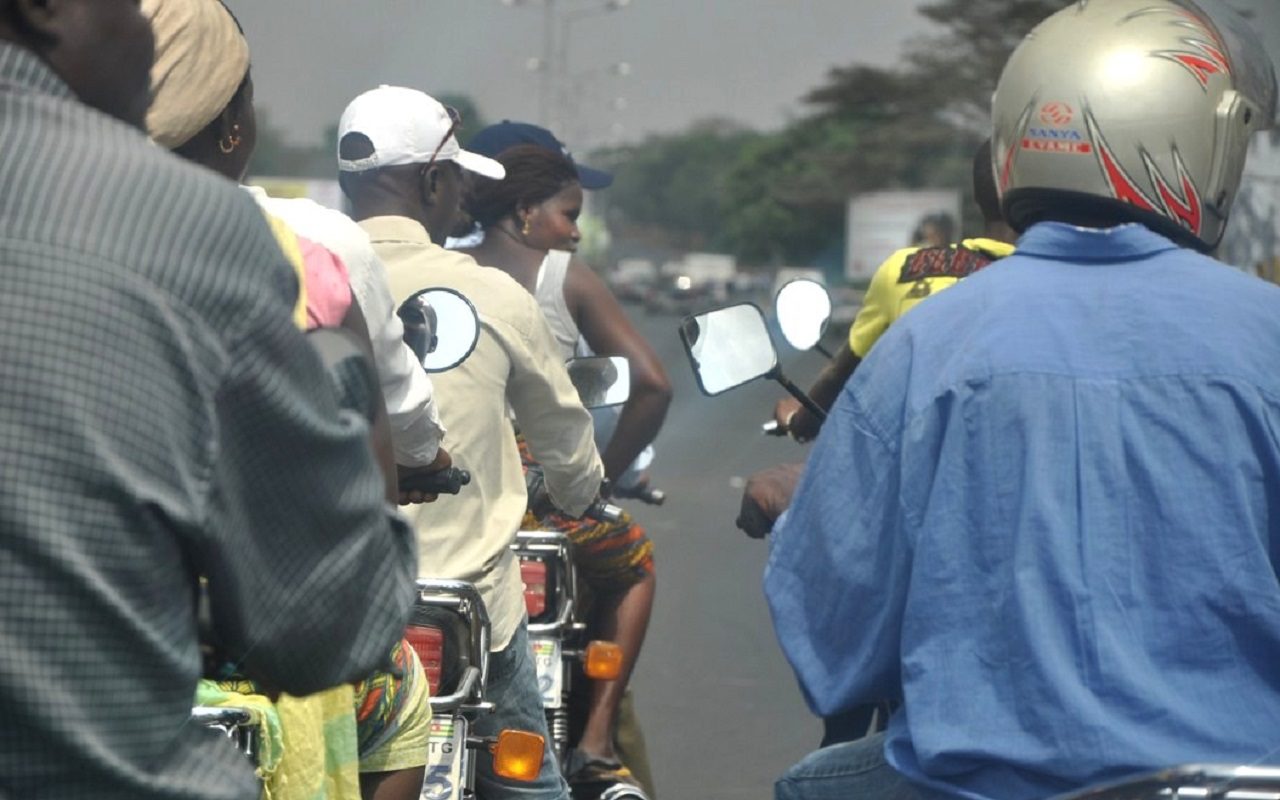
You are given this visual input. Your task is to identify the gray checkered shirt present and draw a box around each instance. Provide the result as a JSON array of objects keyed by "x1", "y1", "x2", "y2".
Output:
[{"x1": 0, "y1": 44, "x2": 416, "y2": 798}]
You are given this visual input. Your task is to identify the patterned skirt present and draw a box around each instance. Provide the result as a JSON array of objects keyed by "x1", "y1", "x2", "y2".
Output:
[{"x1": 517, "y1": 435, "x2": 655, "y2": 588}]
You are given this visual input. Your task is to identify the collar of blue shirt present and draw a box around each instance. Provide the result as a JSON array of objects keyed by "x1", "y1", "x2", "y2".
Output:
[{"x1": 1015, "y1": 221, "x2": 1181, "y2": 263}]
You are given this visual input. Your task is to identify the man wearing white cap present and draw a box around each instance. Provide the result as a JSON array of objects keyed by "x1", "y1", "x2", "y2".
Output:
[{"x1": 337, "y1": 85, "x2": 605, "y2": 799}]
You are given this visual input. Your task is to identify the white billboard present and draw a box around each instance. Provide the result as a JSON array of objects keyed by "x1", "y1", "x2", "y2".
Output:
[{"x1": 846, "y1": 189, "x2": 961, "y2": 280}]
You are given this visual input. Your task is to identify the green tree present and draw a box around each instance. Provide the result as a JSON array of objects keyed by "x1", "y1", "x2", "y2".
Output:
[
  {"x1": 716, "y1": 0, "x2": 1069, "y2": 264},
  {"x1": 720, "y1": 118, "x2": 854, "y2": 265},
  {"x1": 593, "y1": 119, "x2": 759, "y2": 253},
  {"x1": 908, "y1": 0, "x2": 1069, "y2": 131},
  {"x1": 596, "y1": 1, "x2": 1073, "y2": 266}
]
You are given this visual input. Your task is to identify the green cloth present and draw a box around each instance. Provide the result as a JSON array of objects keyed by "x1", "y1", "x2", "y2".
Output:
[{"x1": 194, "y1": 680, "x2": 284, "y2": 794}]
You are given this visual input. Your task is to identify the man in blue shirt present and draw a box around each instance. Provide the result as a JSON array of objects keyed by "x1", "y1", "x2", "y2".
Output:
[{"x1": 766, "y1": 2, "x2": 1280, "y2": 798}]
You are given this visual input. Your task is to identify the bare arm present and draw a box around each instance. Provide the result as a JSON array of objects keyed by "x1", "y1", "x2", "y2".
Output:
[
  {"x1": 775, "y1": 345, "x2": 862, "y2": 441},
  {"x1": 565, "y1": 257, "x2": 673, "y2": 481}
]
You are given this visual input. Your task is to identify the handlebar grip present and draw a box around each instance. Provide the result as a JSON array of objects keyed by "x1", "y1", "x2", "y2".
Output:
[
  {"x1": 585, "y1": 501, "x2": 624, "y2": 524},
  {"x1": 762, "y1": 420, "x2": 787, "y2": 436},
  {"x1": 401, "y1": 467, "x2": 472, "y2": 496}
]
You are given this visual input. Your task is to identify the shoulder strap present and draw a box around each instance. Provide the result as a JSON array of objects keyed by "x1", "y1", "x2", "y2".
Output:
[{"x1": 535, "y1": 249, "x2": 572, "y2": 294}]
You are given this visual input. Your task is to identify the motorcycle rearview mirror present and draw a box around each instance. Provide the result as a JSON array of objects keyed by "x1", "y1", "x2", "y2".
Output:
[
  {"x1": 679, "y1": 303, "x2": 827, "y2": 422},
  {"x1": 775, "y1": 279, "x2": 834, "y2": 359},
  {"x1": 567, "y1": 355, "x2": 630, "y2": 409},
  {"x1": 490, "y1": 730, "x2": 545, "y2": 783},
  {"x1": 400, "y1": 288, "x2": 480, "y2": 373}
]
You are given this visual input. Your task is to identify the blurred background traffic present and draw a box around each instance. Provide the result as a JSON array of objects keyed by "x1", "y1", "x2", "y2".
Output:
[{"x1": 228, "y1": 0, "x2": 1280, "y2": 311}]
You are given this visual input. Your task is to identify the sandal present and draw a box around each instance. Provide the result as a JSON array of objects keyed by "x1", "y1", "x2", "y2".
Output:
[{"x1": 565, "y1": 750, "x2": 646, "y2": 793}]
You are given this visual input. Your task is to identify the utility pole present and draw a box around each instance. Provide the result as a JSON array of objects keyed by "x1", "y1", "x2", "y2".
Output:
[
  {"x1": 504, "y1": 0, "x2": 632, "y2": 135},
  {"x1": 539, "y1": 0, "x2": 556, "y2": 127}
]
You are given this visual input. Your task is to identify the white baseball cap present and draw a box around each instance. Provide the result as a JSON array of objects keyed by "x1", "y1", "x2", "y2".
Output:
[{"x1": 337, "y1": 85, "x2": 506, "y2": 179}]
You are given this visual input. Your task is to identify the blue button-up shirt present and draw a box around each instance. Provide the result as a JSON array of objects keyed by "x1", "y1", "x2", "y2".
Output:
[{"x1": 767, "y1": 223, "x2": 1280, "y2": 799}]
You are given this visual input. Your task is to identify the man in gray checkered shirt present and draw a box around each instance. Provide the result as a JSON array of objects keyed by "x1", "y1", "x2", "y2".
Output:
[{"x1": 0, "y1": 3, "x2": 418, "y2": 798}]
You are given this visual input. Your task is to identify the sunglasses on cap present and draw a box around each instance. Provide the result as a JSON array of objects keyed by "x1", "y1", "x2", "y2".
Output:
[{"x1": 425, "y1": 105, "x2": 463, "y2": 169}]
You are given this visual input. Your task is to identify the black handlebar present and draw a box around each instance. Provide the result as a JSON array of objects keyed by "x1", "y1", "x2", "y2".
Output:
[
  {"x1": 400, "y1": 467, "x2": 472, "y2": 496},
  {"x1": 584, "y1": 499, "x2": 624, "y2": 524},
  {"x1": 524, "y1": 463, "x2": 618, "y2": 522}
]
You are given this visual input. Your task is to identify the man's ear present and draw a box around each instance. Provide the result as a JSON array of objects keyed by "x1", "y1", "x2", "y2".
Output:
[{"x1": 419, "y1": 164, "x2": 441, "y2": 208}]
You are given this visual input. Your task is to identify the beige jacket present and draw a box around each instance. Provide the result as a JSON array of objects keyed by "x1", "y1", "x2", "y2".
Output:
[{"x1": 362, "y1": 216, "x2": 603, "y2": 650}]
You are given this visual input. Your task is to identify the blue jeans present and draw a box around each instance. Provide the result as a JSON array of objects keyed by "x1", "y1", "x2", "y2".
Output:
[
  {"x1": 473, "y1": 623, "x2": 570, "y2": 799},
  {"x1": 776, "y1": 733, "x2": 923, "y2": 800}
]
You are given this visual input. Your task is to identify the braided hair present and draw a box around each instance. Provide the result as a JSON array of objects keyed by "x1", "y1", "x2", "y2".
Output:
[{"x1": 465, "y1": 144, "x2": 579, "y2": 231}]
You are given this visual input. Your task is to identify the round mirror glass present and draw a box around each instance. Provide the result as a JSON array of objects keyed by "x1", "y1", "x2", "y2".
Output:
[
  {"x1": 680, "y1": 303, "x2": 778, "y2": 396},
  {"x1": 775, "y1": 279, "x2": 832, "y2": 351},
  {"x1": 400, "y1": 288, "x2": 480, "y2": 373},
  {"x1": 567, "y1": 356, "x2": 631, "y2": 409}
]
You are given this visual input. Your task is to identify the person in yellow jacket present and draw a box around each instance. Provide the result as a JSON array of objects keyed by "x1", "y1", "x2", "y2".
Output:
[{"x1": 774, "y1": 140, "x2": 1016, "y2": 441}]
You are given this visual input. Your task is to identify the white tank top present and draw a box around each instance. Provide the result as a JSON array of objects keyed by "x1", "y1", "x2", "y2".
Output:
[
  {"x1": 533, "y1": 250, "x2": 655, "y2": 485},
  {"x1": 534, "y1": 250, "x2": 584, "y2": 361}
]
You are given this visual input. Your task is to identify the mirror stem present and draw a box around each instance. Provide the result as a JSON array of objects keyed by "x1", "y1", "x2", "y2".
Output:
[{"x1": 774, "y1": 373, "x2": 827, "y2": 422}]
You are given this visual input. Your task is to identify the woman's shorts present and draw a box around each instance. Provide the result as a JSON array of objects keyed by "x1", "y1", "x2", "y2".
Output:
[
  {"x1": 517, "y1": 436, "x2": 655, "y2": 590},
  {"x1": 353, "y1": 638, "x2": 432, "y2": 773}
]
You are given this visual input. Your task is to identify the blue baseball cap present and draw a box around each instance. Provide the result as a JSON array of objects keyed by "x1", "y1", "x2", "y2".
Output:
[{"x1": 467, "y1": 121, "x2": 614, "y2": 190}]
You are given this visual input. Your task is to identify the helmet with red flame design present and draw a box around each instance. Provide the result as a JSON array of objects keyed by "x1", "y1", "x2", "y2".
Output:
[{"x1": 992, "y1": 0, "x2": 1276, "y2": 252}]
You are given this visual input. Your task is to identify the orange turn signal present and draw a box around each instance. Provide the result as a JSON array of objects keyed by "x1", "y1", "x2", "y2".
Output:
[
  {"x1": 583, "y1": 640, "x2": 623, "y2": 681},
  {"x1": 492, "y1": 729, "x2": 545, "y2": 783}
]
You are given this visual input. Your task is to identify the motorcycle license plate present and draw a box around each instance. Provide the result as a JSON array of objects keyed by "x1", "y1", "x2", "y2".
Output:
[
  {"x1": 531, "y1": 637, "x2": 563, "y2": 709},
  {"x1": 421, "y1": 715, "x2": 467, "y2": 800}
]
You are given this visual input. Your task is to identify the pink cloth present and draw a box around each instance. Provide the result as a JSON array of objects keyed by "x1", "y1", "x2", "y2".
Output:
[{"x1": 298, "y1": 235, "x2": 353, "y2": 330}]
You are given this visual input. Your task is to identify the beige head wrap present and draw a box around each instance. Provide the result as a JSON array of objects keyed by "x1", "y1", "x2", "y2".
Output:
[{"x1": 143, "y1": 0, "x2": 251, "y2": 149}]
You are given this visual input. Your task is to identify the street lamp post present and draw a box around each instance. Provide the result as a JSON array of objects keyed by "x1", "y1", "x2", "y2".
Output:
[
  {"x1": 502, "y1": 0, "x2": 632, "y2": 132},
  {"x1": 556, "y1": 0, "x2": 630, "y2": 133},
  {"x1": 502, "y1": 0, "x2": 558, "y2": 125},
  {"x1": 561, "y1": 61, "x2": 631, "y2": 147}
]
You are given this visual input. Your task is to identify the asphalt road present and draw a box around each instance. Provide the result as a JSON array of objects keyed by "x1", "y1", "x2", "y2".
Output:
[{"x1": 620, "y1": 304, "x2": 830, "y2": 800}]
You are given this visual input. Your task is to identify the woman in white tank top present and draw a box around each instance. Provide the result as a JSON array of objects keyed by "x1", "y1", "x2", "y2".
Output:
[{"x1": 462, "y1": 140, "x2": 671, "y2": 794}]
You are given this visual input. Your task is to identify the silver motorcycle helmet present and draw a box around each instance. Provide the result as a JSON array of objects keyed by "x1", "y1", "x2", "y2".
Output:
[{"x1": 992, "y1": 0, "x2": 1277, "y2": 252}]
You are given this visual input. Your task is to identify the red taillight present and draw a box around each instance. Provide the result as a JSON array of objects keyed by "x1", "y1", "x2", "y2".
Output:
[
  {"x1": 520, "y1": 559, "x2": 547, "y2": 618},
  {"x1": 405, "y1": 624, "x2": 444, "y2": 696}
]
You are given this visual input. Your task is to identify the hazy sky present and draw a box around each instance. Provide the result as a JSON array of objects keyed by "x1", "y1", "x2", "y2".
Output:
[
  {"x1": 224, "y1": 0, "x2": 931, "y2": 149},
  {"x1": 225, "y1": 0, "x2": 1280, "y2": 151}
]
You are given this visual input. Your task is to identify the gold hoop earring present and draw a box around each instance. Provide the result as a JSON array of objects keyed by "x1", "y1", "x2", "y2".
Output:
[
  {"x1": 219, "y1": 125, "x2": 242, "y2": 155},
  {"x1": 521, "y1": 216, "x2": 532, "y2": 237}
]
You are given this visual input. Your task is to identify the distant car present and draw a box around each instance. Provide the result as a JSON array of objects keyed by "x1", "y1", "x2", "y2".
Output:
[
  {"x1": 643, "y1": 274, "x2": 712, "y2": 316},
  {"x1": 609, "y1": 258, "x2": 659, "y2": 304}
]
